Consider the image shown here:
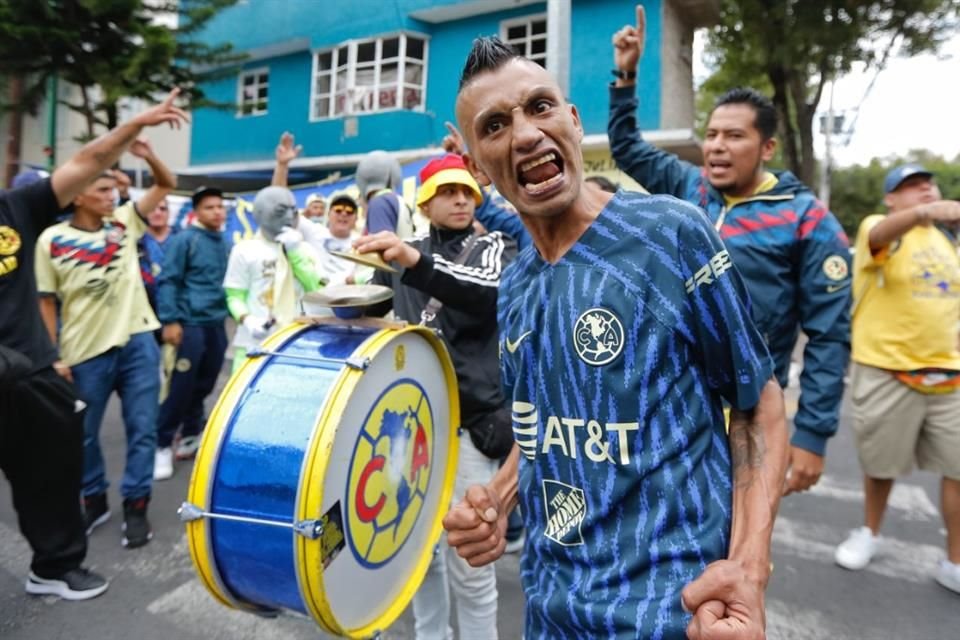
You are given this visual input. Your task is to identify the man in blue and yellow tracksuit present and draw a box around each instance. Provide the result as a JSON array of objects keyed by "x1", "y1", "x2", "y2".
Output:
[
  {"x1": 153, "y1": 187, "x2": 230, "y2": 479},
  {"x1": 609, "y1": 8, "x2": 850, "y2": 494}
]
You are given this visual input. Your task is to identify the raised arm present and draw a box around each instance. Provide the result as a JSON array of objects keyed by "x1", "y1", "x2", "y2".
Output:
[
  {"x1": 50, "y1": 88, "x2": 188, "y2": 208},
  {"x1": 130, "y1": 138, "x2": 177, "y2": 216},
  {"x1": 272, "y1": 132, "x2": 302, "y2": 187},
  {"x1": 868, "y1": 200, "x2": 960, "y2": 251},
  {"x1": 608, "y1": 5, "x2": 699, "y2": 197}
]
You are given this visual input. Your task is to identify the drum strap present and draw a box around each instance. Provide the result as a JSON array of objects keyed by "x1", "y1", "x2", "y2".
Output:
[{"x1": 420, "y1": 232, "x2": 480, "y2": 326}]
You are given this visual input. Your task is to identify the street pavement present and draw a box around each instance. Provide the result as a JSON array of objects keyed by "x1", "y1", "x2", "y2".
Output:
[{"x1": 1, "y1": 364, "x2": 957, "y2": 639}]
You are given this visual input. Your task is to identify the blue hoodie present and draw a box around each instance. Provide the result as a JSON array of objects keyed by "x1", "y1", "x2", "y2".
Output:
[
  {"x1": 156, "y1": 225, "x2": 229, "y2": 326},
  {"x1": 608, "y1": 85, "x2": 851, "y2": 456}
]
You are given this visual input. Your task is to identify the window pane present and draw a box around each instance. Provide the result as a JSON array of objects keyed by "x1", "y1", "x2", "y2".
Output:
[
  {"x1": 316, "y1": 74, "x2": 331, "y2": 94},
  {"x1": 404, "y1": 63, "x2": 423, "y2": 85},
  {"x1": 317, "y1": 51, "x2": 332, "y2": 71},
  {"x1": 357, "y1": 41, "x2": 376, "y2": 63},
  {"x1": 241, "y1": 103, "x2": 252, "y2": 115},
  {"x1": 378, "y1": 87, "x2": 397, "y2": 109},
  {"x1": 335, "y1": 91, "x2": 348, "y2": 115},
  {"x1": 382, "y1": 37, "x2": 399, "y2": 59},
  {"x1": 337, "y1": 68, "x2": 348, "y2": 92},
  {"x1": 531, "y1": 38, "x2": 546, "y2": 56},
  {"x1": 380, "y1": 62, "x2": 398, "y2": 86},
  {"x1": 242, "y1": 74, "x2": 254, "y2": 86},
  {"x1": 258, "y1": 73, "x2": 268, "y2": 85},
  {"x1": 507, "y1": 25, "x2": 526, "y2": 40},
  {"x1": 314, "y1": 98, "x2": 329, "y2": 118},
  {"x1": 256, "y1": 101, "x2": 267, "y2": 113},
  {"x1": 406, "y1": 37, "x2": 424, "y2": 60},
  {"x1": 355, "y1": 67, "x2": 376, "y2": 90},
  {"x1": 258, "y1": 87, "x2": 268, "y2": 100},
  {"x1": 403, "y1": 85, "x2": 422, "y2": 109},
  {"x1": 531, "y1": 19, "x2": 546, "y2": 35},
  {"x1": 337, "y1": 46, "x2": 349, "y2": 67}
]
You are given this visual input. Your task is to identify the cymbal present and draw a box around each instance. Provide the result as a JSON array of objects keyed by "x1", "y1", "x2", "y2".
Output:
[
  {"x1": 328, "y1": 249, "x2": 398, "y2": 273},
  {"x1": 302, "y1": 284, "x2": 394, "y2": 309}
]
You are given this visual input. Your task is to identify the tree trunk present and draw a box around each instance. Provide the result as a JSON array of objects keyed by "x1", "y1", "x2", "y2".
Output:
[
  {"x1": 768, "y1": 69, "x2": 801, "y2": 178},
  {"x1": 788, "y1": 75, "x2": 819, "y2": 188},
  {"x1": 4, "y1": 76, "x2": 24, "y2": 188},
  {"x1": 105, "y1": 102, "x2": 118, "y2": 130},
  {"x1": 79, "y1": 84, "x2": 97, "y2": 140}
]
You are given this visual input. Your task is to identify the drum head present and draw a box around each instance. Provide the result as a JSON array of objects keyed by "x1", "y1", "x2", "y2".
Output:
[{"x1": 295, "y1": 326, "x2": 459, "y2": 637}]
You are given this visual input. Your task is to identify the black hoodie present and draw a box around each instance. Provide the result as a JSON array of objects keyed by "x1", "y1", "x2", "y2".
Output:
[{"x1": 371, "y1": 225, "x2": 518, "y2": 426}]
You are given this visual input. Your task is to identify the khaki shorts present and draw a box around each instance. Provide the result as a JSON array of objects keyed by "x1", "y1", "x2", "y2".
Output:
[{"x1": 850, "y1": 362, "x2": 960, "y2": 479}]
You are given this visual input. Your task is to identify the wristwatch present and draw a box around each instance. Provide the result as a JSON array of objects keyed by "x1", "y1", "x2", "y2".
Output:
[{"x1": 611, "y1": 69, "x2": 637, "y2": 81}]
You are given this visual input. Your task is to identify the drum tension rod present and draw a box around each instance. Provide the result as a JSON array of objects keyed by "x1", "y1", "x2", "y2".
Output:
[
  {"x1": 178, "y1": 502, "x2": 325, "y2": 540},
  {"x1": 245, "y1": 347, "x2": 370, "y2": 371}
]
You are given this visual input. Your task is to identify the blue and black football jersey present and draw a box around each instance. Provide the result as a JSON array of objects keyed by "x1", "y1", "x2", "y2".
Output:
[{"x1": 498, "y1": 190, "x2": 775, "y2": 639}]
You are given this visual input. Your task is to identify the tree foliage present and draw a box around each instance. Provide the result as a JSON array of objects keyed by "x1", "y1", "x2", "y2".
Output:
[
  {"x1": 830, "y1": 151, "x2": 960, "y2": 238},
  {"x1": 702, "y1": 0, "x2": 960, "y2": 187},
  {"x1": 0, "y1": 0, "x2": 244, "y2": 137}
]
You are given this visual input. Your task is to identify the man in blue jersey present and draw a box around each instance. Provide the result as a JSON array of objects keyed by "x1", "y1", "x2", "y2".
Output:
[
  {"x1": 610, "y1": 6, "x2": 851, "y2": 496},
  {"x1": 443, "y1": 37, "x2": 789, "y2": 640}
]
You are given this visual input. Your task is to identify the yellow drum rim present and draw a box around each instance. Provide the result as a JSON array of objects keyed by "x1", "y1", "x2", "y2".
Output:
[
  {"x1": 295, "y1": 325, "x2": 461, "y2": 638},
  {"x1": 185, "y1": 322, "x2": 305, "y2": 614}
]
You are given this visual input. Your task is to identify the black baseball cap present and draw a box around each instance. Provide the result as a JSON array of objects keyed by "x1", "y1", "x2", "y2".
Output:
[{"x1": 192, "y1": 186, "x2": 223, "y2": 208}]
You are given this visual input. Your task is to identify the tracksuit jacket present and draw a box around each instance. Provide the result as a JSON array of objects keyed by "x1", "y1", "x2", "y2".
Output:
[
  {"x1": 608, "y1": 84, "x2": 852, "y2": 456},
  {"x1": 370, "y1": 225, "x2": 517, "y2": 428},
  {"x1": 156, "y1": 225, "x2": 229, "y2": 326}
]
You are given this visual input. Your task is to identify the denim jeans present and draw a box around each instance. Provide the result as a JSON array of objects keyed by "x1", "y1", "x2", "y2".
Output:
[
  {"x1": 412, "y1": 432, "x2": 499, "y2": 640},
  {"x1": 156, "y1": 324, "x2": 226, "y2": 448},
  {"x1": 72, "y1": 331, "x2": 159, "y2": 499}
]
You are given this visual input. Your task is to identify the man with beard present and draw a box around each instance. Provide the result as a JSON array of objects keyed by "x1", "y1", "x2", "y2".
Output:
[{"x1": 609, "y1": 6, "x2": 850, "y2": 497}]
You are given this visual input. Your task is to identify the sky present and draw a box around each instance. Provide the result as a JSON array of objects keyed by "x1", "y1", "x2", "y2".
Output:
[{"x1": 693, "y1": 31, "x2": 960, "y2": 168}]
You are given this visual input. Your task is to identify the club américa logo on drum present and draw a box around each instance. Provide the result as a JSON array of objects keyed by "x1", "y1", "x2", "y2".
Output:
[{"x1": 344, "y1": 378, "x2": 434, "y2": 568}]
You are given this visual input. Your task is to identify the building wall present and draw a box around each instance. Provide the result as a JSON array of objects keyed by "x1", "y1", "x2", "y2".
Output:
[
  {"x1": 189, "y1": 0, "x2": 671, "y2": 168},
  {"x1": 659, "y1": 0, "x2": 695, "y2": 129},
  {"x1": 569, "y1": 0, "x2": 661, "y2": 134}
]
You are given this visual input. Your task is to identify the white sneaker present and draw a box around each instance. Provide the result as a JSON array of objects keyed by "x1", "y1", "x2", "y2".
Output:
[
  {"x1": 834, "y1": 526, "x2": 878, "y2": 570},
  {"x1": 175, "y1": 436, "x2": 200, "y2": 460},
  {"x1": 153, "y1": 448, "x2": 174, "y2": 481},
  {"x1": 935, "y1": 559, "x2": 960, "y2": 594}
]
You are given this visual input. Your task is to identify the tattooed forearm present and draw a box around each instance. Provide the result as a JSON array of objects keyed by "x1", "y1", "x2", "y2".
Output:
[{"x1": 729, "y1": 416, "x2": 766, "y2": 488}]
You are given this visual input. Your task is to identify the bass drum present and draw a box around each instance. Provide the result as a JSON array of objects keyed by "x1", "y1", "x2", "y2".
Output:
[{"x1": 182, "y1": 320, "x2": 459, "y2": 638}]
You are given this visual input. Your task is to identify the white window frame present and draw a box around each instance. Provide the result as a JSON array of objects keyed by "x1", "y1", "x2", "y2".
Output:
[
  {"x1": 237, "y1": 66, "x2": 270, "y2": 117},
  {"x1": 309, "y1": 32, "x2": 429, "y2": 121},
  {"x1": 500, "y1": 14, "x2": 548, "y2": 69}
]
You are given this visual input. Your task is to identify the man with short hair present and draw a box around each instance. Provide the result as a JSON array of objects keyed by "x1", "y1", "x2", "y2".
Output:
[
  {"x1": 834, "y1": 164, "x2": 960, "y2": 594},
  {"x1": 1, "y1": 89, "x2": 186, "y2": 598},
  {"x1": 304, "y1": 190, "x2": 362, "y2": 286},
  {"x1": 609, "y1": 6, "x2": 850, "y2": 496},
  {"x1": 356, "y1": 153, "x2": 517, "y2": 640},
  {"x1": 152, "y1": 187, "x2": 229, "y2": 479},
  {"x1": 35, "y1": 136, "x2": 177, "y2": 550},
  {"x1": 443, "y1": 36, "x2": 788, "y2": 639}
]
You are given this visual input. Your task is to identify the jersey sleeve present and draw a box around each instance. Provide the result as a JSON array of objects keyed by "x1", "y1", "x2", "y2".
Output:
[
  {"x1": 33, "y1": 227, "x2": 59, "y2": 296},
  {"x1": 676, "y1": 207, "x2": 774, "y2": 410},
  {"x1": 112, "y1": 200, "x2": 147, "y2": 238},
  {"x1": 7, "y1": 179, "x2": 61, "y2": 235}
]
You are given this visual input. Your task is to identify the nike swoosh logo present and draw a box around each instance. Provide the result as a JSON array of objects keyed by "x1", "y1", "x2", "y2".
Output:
[
  {"x1": 826, "y1": 282, "x2": 851, "y2": 293},
  {"x1": 505, "y1": 331, "x2": 532, "y2": 354}
]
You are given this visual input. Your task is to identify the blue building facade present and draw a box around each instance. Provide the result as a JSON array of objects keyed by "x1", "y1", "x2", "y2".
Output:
[{"x1": 185, "y1": 0, "x2": 717, "y2": 187}]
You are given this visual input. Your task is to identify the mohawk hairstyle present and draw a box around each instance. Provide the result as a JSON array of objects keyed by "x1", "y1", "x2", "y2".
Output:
[{"x1": 459, "y1": 36, "x2": 521, "y2": 91}]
